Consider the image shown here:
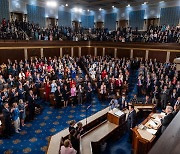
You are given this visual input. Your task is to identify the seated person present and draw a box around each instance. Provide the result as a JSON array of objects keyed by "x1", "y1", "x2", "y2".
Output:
[
  {"x1": 160, "y1": 106, "x2": 174, "y2": 133},
  {"x1": 130, "y1": 94, "x2": 139, "y2": 104},
  {"x1": 118, "y1": 94, "x2": 128, "y2": 110},
  {"x1": 109, "y1": 98, "x2": 119, "y2": 110},
  {"x1": 172, "y1": 104, "x2": 180, "y2": 117},
  {"x1": 142, "y1": 95, "x2": 152, "y2": 104},
  {"x1": 60, "y1": 139, "x2": 77, "y2": 154}
]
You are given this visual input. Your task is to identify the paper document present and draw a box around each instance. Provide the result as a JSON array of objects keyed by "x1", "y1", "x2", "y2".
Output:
[
  {"x1": 146, "y1": 128, "x2": 157, "y2": 135},
  {"x1": 114, "y1": 110, "x2": 124, "y2": 117},
  {"x1": 0, "y1": 120, "x2": 2, "y2": 125}
]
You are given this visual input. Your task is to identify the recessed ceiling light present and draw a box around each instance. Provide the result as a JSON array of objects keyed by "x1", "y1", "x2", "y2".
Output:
[
  {"x1": 65, "y1": 3, "x2": 68, "y2": 7},
  {"x1": 126, "y1": 4, "x2": 130, "y2": 7},
  {"x1": 87, "y1": 9, "x2": 90, "y2": 12},
  {"x1": 112, "y1": 6, "x2": 114, "y2": 8},
  {"x1": 99, "y1": 8, "x2": 102, "y2": 11},
  {"x1": 46, "y1": 1, "x2": 57, "y2": 7}
]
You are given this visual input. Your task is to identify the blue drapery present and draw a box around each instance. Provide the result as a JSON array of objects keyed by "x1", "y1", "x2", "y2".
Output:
[
  {"x1": 129, "y1": 10, "x2": 145, "y2": 30},
  {"x1": 81, "y1": 15, "x2": 94, "y2": 28},
  {"x1": 104, "y1": 13, "x2": 117, "y2": 31},
  {"x1": 160, "y1": 6, "x2": 180, "y2": 26},
  {"x1": 0, "y1": 0, "x2": 9, "y2": 20},
  {"x1": 27, "y1": 5, "x2": 45, "y2": 27},
  {"x1": 58, "y1": 11, "x2": 71, "y2": 27}
]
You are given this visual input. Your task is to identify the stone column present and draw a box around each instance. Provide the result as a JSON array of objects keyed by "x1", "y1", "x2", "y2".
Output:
[
  {"x1": 79, "y1": 47, "x2": 81, "y2": 57},
  {"x1": 94, "y1": 47, "x2": 97, "y2": 56},
  {"x1": 103, "y1": 48, "x2": 105, "y2": 56},
  {"x1": 130, "y1": 49, "x2": 133, "y2": 59},
  {"x1": 40, "y1": 48, "x2": 44, "y2": 58},
  {"x1": 166, "y1": 51, "x2": 170, "y2": 63},
  {"x1": 71, "y1": 47, "x2": 74, "y2": 57},
  {"x1": 114, "y1": 48, "x2": 117, "y2": 58},
  {"x1": 145, "y1": 50, "x2": 149, "y2": 60},
  {"x1": 24, "y1": 48, "x2": 28, "y2": 60},
  {"x1": 60, "y1": 48, "x2": 62, "y2": 58}
]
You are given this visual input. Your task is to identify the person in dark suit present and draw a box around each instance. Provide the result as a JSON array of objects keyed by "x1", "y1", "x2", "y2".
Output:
[
  {"x1": 127, "y1": 105, "x2": 136, "y2": 142},
  {"x1": 160, "y1": 105, "x2": 174, "y2": 133},
  {"x1": 142, "y1": 95, "x2": 152, "y2": 104},
  {"x1": 54, "y1": 85, "x2": 62, "y2": 108},
  {"x1": 2, "y1": 102, "x2": 13, "y2": 138},
  {"x1": 27, "y1": 90, "x2": 36, "y2": 121}
]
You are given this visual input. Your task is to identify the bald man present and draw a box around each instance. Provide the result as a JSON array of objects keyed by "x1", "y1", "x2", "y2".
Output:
[{"x1": 160, "y1": 106, "x2": 174, "y2": 133}]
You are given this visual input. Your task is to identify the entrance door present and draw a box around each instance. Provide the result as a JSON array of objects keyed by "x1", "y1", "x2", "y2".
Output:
[
  {"x1": 119, "y1": 20, "x2": 128, "y2": 27},
  {"x1": 72, "y1": 21, "x2": 79, "y2": 31},
  {"x1": 12, "y1": 12, "x2": 23, "y2": 21},
  {"x1": 147, "y1": 18, "x2": 159, "y2": 28},
  {"x1": 96, "y1": 21, "x2": 104, "y2": 28},
  {"x1": 46, "y1": 17, "x2": 56, "y2": 27}
]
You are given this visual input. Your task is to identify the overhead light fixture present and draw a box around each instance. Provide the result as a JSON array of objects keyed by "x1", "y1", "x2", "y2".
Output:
[
  {"x1": 87, "y1": 9, "x2": 90, "y2": 12},
  {"x1": 46, "y1": 1, "x2": 57, "y2": 7},
  {"x1": 126, "y1": 4, "x2": 130, "y2": 7},
  {"x1": 112, "y1": 6, "x2": 115, "y2": 8},
  {"x1": 99, "y1": 8, "x2": 102, "y2": 11},
  {"x1": 65, "y1": 3, "x2": 68, "y2": 7},
  {"x1": 142, "y1": 2, "x2": 148, "y2": 5},
  {"x1": 73, "y1": 7, "x2": 83, "y2": 13}
]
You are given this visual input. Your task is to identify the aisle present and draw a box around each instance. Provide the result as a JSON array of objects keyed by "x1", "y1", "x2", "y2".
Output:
[
  {"x1": 0, "y1": 95, "x2": 109, "y2": 154},
  {"x1": 102, "y1": 69, "x2": 139, "y2": 154}
]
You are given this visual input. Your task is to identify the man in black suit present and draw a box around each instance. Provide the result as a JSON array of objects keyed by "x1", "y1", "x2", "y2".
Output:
[
  {"x1": 160, "y1": 105, "x2": 174, "y2": 133},
  {"x1": 27, "y1": 90, "x2": 36, "y2": 121},
  {"x1": 2, "y1": 102, "x2": 13, "y2": 138},
  {"x1": 54, "y1": 86, "x2": 62, "y2": 108},
  {"x1": 127, "y1": 105, "x2": 136, "y2": 142}
]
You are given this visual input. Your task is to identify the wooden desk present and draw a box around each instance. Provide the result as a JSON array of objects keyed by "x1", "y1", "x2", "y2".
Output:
[
  {"x1": 149, "y1": 111, "x2": 180, "y2": 154},
  {"x1": 80, "y1": 121, "x2": 118, "y2": 154},
  {"x1": 108, "y1": 108, "x2": 126, "y2": 125},
  {"x1": 47, "y1": 107, "x2": 109, "y2": 154},
  {"x1": 132, "y1": 113, "x2": 162, "y2": 154}
]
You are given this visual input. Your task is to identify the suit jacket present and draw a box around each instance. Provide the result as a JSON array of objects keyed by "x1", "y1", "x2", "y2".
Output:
[
  {"x1": 127, "y1": 110, "x2": 136, "y2": 129},
  {"x1": 161, "y1": 113, "x2": 174, "y2": 133},
  {"x1": 2, "y1": 108, "x2": 11, "y2": 123}
]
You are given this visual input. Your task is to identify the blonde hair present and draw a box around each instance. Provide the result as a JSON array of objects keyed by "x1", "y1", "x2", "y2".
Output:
[{"x1": 64, "y1": 139, "x2": 70, "y2": 148}]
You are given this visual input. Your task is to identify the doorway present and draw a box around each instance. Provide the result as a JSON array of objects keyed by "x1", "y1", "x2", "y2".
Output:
[
  {"x1": 119, "y1": 20, "x2": 128, "y2": 28},
  {"x1": 96, "y1": 21, "x2": 104, "y2": 28},
  {"x1": 147, "y1": 18, "x2": 159, "y2": 28},
  {"x1": 46, "y1": 17, "x2": 56, "y2": 27},
  {"x1": 72, "y1": 20, "x2": 80, "y2": 31}
]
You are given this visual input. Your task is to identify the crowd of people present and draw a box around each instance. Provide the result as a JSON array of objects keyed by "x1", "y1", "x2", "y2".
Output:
[
  {"x1": 81, "y1": 56, "x2": 131, "y2": 102},
  {"x1": 1, "y1": 18, "x2": 180, "y2": 43},
  {"x1": 0, "y1": 55, "x2": 94, "y2": 139},
  {"x1": 0, "y1": 54, "x2": 180, "y2": 153}
]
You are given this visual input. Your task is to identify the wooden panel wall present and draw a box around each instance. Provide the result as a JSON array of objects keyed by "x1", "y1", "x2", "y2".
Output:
[
  {"x1": 133, "y1": 50, "x2": 146, "y2": 59},
  {"x1": 81, "y1": 47, "x2": 88, "y2": 56},
  {"x1": 97, "y1": 48, "x2": 103, "y2": 56},
  {"x1": 27, "y1": 48, "x2": 41, "y2": 59},
  {"x1": 105, "y1": 48, "x2": 114, "y2": 57},
  {"x1": 62, "y1": 48, "x2": 71, "y2": 56},
  {"x1": 0, "y1": 49, "x2": 24, "y2": 63},
  {"x1": 73, "y1": 47, "x2": 79, "y2": 57},
  {"x1": 169, "y1": 52, "x2": 180, "y2": 63},
  {"x1": 148, "y1": 51, "x2": 166, "y2": 62},
  {"x1": 43, "y1": 48, "x2": 60, "y2": 58},
  {"x1": 117, "y1": 49, "x2": 130, "y2": 58},
  {"x1": 81, "y1": 47, "x2": 94, "y2": 56}
]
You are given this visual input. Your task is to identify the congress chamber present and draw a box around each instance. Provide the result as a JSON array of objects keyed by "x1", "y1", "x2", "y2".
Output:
[{"x1": 0, "y1": 0, "x2": 180, "y2": 154}]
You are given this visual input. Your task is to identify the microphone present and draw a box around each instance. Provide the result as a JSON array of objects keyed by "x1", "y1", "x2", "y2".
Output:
[{"x1": 87, "y1": 104, "x2": 92, "y2": 110}]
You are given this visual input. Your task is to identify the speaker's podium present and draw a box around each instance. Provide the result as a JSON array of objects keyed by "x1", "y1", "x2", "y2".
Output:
[
  {"x1": 80, "y1": 108, "x2": 126, "y2": 154},
  {"x1": 108, "y1": 108, "x2": 126, "y2": 125}
]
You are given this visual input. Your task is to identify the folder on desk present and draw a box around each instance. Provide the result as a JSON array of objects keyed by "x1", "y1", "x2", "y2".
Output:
[
  {"x1": 146, "y1": 128, "x2": 157, "y2": 135},
  {"x1": 0, "y1": 120, "x2": 2, "y2": 126},
  {"x1": 114, "y1": 110, "x2": 124, "y2": 117}
]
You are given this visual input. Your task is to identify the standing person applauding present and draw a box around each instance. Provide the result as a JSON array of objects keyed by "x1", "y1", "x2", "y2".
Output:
[{"x1": 12, "y1": 102, "x2": 21, "y2": 133}]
